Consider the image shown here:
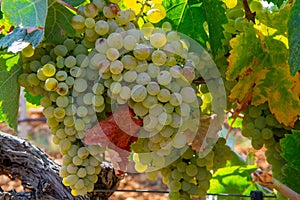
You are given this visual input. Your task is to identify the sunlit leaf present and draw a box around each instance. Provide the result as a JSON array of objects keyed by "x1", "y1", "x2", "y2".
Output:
[
  {"x1": 24, "y1": 89, "x2": 42, "y2": 106},
  {"x1": 2, "y1": 0, "x2": 47, "y2": 28},
  {"x1": 209, "y1": 166, "x2": 258, "y2": 199},
  {"x1": 0, "y1": 53, "x2": 22, "y2": 130}
]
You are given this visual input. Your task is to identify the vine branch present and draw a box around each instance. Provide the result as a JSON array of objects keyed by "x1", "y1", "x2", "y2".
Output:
[{"x1": 243, "y1": 0, "x2": 256, "y2": 23}]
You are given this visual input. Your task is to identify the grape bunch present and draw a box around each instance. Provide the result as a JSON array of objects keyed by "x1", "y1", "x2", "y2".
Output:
[
  {"x1": 242, "y1": 103, "x2": 290, "y2": 180},
  {"x1": 144, "y1": 138, "x2": 232, "y2": 200},
  {"x1": 17, "y1": 0, "x2": 230, "y2": 197}
]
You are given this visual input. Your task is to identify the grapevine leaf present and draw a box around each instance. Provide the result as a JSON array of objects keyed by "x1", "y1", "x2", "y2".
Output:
[
  {"x1": 24, "y1": 89, "x2": 42, "y2": 106},
  {"x1": 202, "y1": 0, "x2": 227, "y2": 58},
  {"x1": 281, "y1": 165, "x2": 300, "y2": 194},
  {"x1": 0, "y1": 27, "x2": 44, "y2": 51},
  {"x1": 44, "y1": 0, "x2": 76, "y2": 44},
  {"x1": 84, "y1": 106, "x2": 142, "y2": 171},
  {"x1": 162, "y1": 0, "x2": 208, "y2": 47},
  {"x1": 280, "y1": 131, "x2": 300, "y2": 170},
  {"x1": 288, "y1": 0, "x2": 300, "y2": 75},
  {"x1": 0, "y1": 53, "x2": 22, "y2": 130},
  {"x1": 251, "y1": 38, "x2": 300, "y2": 126},
  {"x1": 226, "y1": 27, "x2": 264, "y2": 80},
  {"x1": 209, "y1": 166, "x2": 258, "y2": 199},
  {"x1": 256, "y1": 5, "x2": 290, "y2": 36},
  {"x1": 64, "y1": 0, "x2": 85, "y2": 6},
  {"x1": 1, "y1": 0, "x2": 47, "y2": 28},
  {"x1": 229, "y1": 68, "x2": 268, "y2": 104},
  {"x1": 265, "y1": 0, "x2": 285, "y2": 7}
]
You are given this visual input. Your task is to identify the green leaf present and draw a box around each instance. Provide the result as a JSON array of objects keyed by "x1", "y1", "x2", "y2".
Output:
[
  {"x1": 24, "y1": 89, "x2": 42, "y2": 106},
  {"x1": 0, "y1": 53, "x2": 22, "y2": 130},
  {"x1": 209, "y1": 166, "x2": 258, "y2": 199},
  {"x1": 0, "y1": 27, "x2": 44, "y2": 51},
  {"x1": 288, "y1": 0, "x2": 300, "y2": 75},
  {"x1": 64, "y1": 0, "x2": 85, "y2": 6},
  {"x1": 2, "y1": 0, "x2": 47, "y2": 28},
  {"x1": 162, "y1": 0, "x2": 208, "y2": 47},
  {"x1": 163, "y1": 0, "x2": 227, "y2": 57},
  {"x1": 281, "y1": 164, "x2": 300, "y2": 194},
  {"x1": 226, "y1": 26, "x2": 264, "y2": 80},
  {"x1": 44, "y1": 0, "x2": 76, "y2": 44},
  {"x1": 280, "y1": 131, "x2": 300, "y2": 170},
  {"x1": 202, "y1": 0, "x2": 227, "y2": 58}
]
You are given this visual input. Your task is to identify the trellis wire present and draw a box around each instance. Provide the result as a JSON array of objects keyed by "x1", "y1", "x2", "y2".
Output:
[{"x1": 92, "y1": 189, "x2": 277, "y2": 199}]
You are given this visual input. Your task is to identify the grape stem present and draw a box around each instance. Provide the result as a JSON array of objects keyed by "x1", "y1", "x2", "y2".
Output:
[
  {"x1": 56, "y1": 0, "x2": 77, "y2": 12},
  {"x1": 243, "y1": 0, "x2": 256, "y2": 23},
  {"x1": 135, "y1": 0, "x2": 149, "y2": 23}
]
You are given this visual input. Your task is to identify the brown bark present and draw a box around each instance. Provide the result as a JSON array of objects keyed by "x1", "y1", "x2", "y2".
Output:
[{"x1": 0, "y1": 132, "x2": 121, "y2": 200}]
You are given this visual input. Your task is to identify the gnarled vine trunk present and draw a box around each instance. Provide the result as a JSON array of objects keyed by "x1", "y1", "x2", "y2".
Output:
[{"x1": 0, "y1": 132, "x2": 122, "y2": 200}]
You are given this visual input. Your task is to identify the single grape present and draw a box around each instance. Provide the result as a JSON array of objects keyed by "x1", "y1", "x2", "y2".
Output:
[
  {"x1": 150, "y1": 32, "x2": 167, "y2": 48},
  {"x1": 54, "y1": 45, "x2": 68, "y2": 57},
  {"x1": 94, "y1": 20, "x2": 109, "y2": 36},
  {"x1": 84, "y1": 3, "x2": 98, "y2": 18},
  {"x1": 157, "y1": 71, "x2": 172, "y2": 86},
  {"x1": 133, "y1": 44, "x2": 151, "y2": 60},
  {"x1": 107, "y1": 33, "x2": 124, "y2": 49},
  {"x1": 131, "y1": 85, "x2": 147, "y2": 102},
  {"x1": 74, "y1": 78, "x2": 88, "y2": 93},
  {"x1": 45, "y1": 78, "x2": 58, "y2": 91},
  {"x1": 21, "y1": 45, "x2": 34, "y2": 57},
  {"x1": 152, "y1": 50, "x2": 167, "y2": 66}
]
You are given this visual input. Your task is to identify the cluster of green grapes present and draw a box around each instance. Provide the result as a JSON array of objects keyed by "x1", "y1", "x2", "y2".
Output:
[
  {"x1": 143, "y1": 138, "x2": 232, "y2": 200},
  {"x1": 17, "y1": 0, "x2": 231, "y2": 197},
  {"x1": 242, "y1": 103, "x2": 289, "y2": 179},
  {"x1": 17, "y1": 0, "x2": 143, "y2": 196}
]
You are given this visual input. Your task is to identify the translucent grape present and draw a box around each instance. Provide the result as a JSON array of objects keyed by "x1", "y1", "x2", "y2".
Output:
[
  {"x1": 133, "y1": 44, "x2": 151, "y2": 60},
  {"x1": 180, "y1": 87, "x2": 197, "y2": 103},
  {"x1": 55, "y1": 71, "x2": 68, "y2": 81},
  {"x1": 120, "y1": 55, "x2": 137, "y2": 70},
  {"x1": 147, "y1": 63, "x2": 160, "y2": 78},
  {"x1": 54, "y1": 45, "x2": 68, "y2": 57},
  {"x1": 106, "y1": 48, "x2": 120, "y2": 61},
  {"x1": 57, "y1": 82, "x2": 69, "y2": 96},
  {"x1": 147, "y1": 9, "x2": 164, "y2": 24},
  {"x1": 123, "y1": 70, "x2": 137, "y2": 83},
  {"x1": 131, "y1": 85, "x2": 147, "y2": 102},
  {"x1": 136, "y1": 72, "x2": 151, "y2": 85},
  {"x1": 94, "y1": 20, "x2": 109, "y2": 35},
  {"x1": 157, "y1": 88, "x2": 171, "y2": 103},
  {"x1": 157, "y1": 71, "x2": 172, "y2": 86},
  {"x1": 152, "y1": 50, "x2": 167, "y2": 66},
  {"x1": 150, "y1": 32, "x2": 167, "y2": 48},
  {"x1": 64, "y1": 56, "x2": 77, "y2": 68},
  {"x1": 84, "y1": 3, "x2": 98, "y2": 18},
  {"x1": 110, "y1": 60, "x2": 124, "y2": 74},
  {"x1": 107, "y1": 32, "x2": 123, "y2": 49},
  {"x1": 123, "y1": 35, "x2": 137, "y2": 50},
  {"x1": 74, "y1": 78, "x2": 88, "y2": 93},
  {"x1": 42, "y1": 63, "x2": 56, "y2": 77},
  {"x1": 45, "y1": 78, "x2": 58, "y2": 91}
]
